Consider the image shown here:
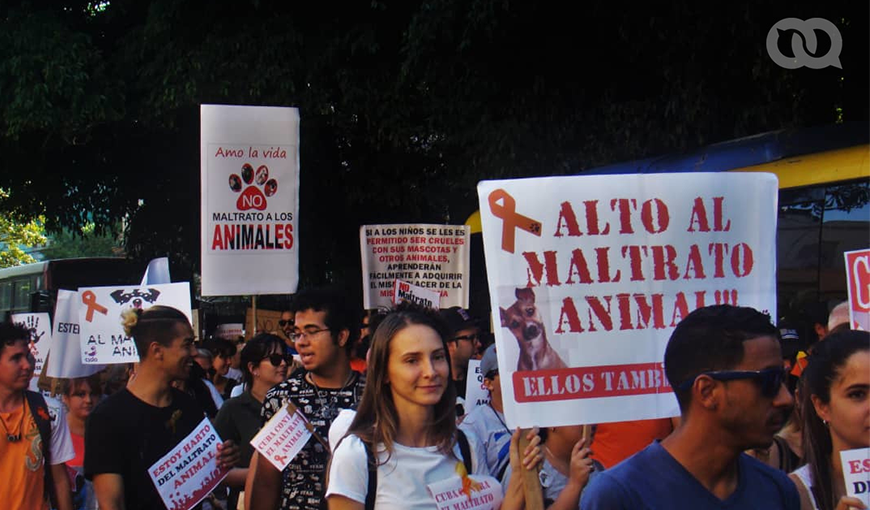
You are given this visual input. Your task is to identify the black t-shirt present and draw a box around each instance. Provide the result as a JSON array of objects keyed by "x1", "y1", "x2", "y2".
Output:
[{"x1": 84, "y1": 388, "x2": 206, "y2": 510}]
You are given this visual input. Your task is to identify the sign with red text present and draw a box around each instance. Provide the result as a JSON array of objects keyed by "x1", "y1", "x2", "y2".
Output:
[
  {"x1": 201, "y1": 104, "x2": 300, "y2": 296},
  {"x1": 78, "y1": 282, "x2": 192, "y2": 364},
  {"x1": 841, "y1": 448, "x2": 870, "y2": 505},
  {"x1": 149, "y1": 418, "x2": 230, "y2": 510},
  {"x1": 10, "y1": 312, "x2": 52, "y2": 391},
  {"x1": 427, "y1": 474, "x2": 503, "y2": 510},
  {"x1": 250, "y1": 404, "x2": 312, "y2": 471},
  {"x1": 392, "y1": 279, "x2": 442, "y2": 309},
  {"x1": 464, "y1": 360, "x2": 490, "y2": 411},
  {"x1": 845, "y1": 249, "x2": 870, "y2": 331},
  {"x1": 477, "y1": 173, "x2": 778, "y2": 428},
  {"x1": 360, "y1": 224, "x2": 470, "y2": 309}
]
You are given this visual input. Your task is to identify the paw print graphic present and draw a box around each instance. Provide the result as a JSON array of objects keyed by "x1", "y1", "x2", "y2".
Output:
[
  {"x1": 17, "y1": 316, "x2": 44, "y2": 344},
  {"x1": 229, "y1": 163, "x2": 278, "y2": 211}
]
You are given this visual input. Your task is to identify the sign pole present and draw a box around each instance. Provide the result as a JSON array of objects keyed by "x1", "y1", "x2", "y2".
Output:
[
  {"x1": 252, "y1": 295, "x2": 258, "y2": 335},
  {"x1": 519, "y1": 428, "x2": 544, "y2": 510}
]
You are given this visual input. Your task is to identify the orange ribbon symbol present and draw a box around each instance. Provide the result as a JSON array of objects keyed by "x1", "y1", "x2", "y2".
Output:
[
  {"x1": 81, "y1": 291, "x2": 108, "y2": 322},
  {"x1": 488, "y1": 189, "x2": 542, "y2": 253}
]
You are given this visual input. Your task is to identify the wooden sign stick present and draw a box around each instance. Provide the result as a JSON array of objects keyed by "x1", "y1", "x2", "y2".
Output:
[{"x1": 519, "y1": 428, "x2": 544, "y2": 510}]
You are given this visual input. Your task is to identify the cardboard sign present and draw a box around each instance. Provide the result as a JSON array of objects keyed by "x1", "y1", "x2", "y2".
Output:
[
  {"x1": 427, "y1": 474, "x2": 503, "y2": 510},
  {"x1": 200, "y1": 104, "x2": 300, "y2": 296},
  {"x1": 477, "y1": 173, "x2": 777, "y2": 428},
  {"x1": 360, "y1": 224, "x2": 470, "y2": 309},
  {"x1": 44, "y1": 290, "x2": 104, "y2": 379},
  {"x1": 840, "y1": 448, "x2": 870, "y2": 505},
  {"x1": 11, "y1": 312, "x2": 52, "y2": 391},
  {"x1": 392, "y1": 279, "x2": 442, "y2": 309},
  {"x1": 250, "y1": 403, "x2": 312, "y2": 471},
  {"x1": 244, "y1": 308, "x2": 284, "y2": 339},
  {"x1": 149, "y1": 418, "x2": 229, "y2": 510},
  {"x1": 464, "y1": 360, "x2": 490, "y2": 412},
  {"x1": 845, "y1": 249, "x2": 870, "y2": 331},
  {"x1": 78, "y1": 282, "x2": 192, "y2": 364}
]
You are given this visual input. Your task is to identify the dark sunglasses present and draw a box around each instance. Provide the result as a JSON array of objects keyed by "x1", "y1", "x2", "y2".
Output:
[
  {"x1": 451, "y1": 333, "x2": 478, "y2": 343},
  {"x1": 678, "y1": 367, "x2": 787, "y2": 398},
  {"x1": 263, "y1": 353, "x2": 291, "y2": 367},
  {"x1": 278, "y1": 320, "x2": 293, "y2": 327}
]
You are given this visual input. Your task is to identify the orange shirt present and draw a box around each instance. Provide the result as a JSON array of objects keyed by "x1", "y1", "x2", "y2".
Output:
[
  {"x1": 69, "y1": 431, "x2": 85, "y2": 468},
  {"x1": 0, "y1": 400, "x2": 49, "y2": 510},
  {"x1": 591, "y1": 418, "x2": 674, "y2": 469}
]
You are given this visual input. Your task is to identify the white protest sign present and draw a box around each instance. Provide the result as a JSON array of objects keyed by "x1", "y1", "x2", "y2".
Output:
[
  {"x1": 44, "y1": 290, "x2": 104, "y2": 379},
  {"x1": 427, "y1": 475, "x2": 503, "y2": 510},
  {"x1": 250, "y1": 404, "x2": 312, "y2": 471},
  {"x1": 464, "y1": 360, "x2": 490, "y2": 412},
  {"x1": 78, "y1": 282, "x2": 192, "y2": 364},
  {"x1": 392, "y1": 279, "x2": 442, "y2": 309},
  {"x1": 841, "y1": 448, "x2": 870, "y2": 505},
  {"x1": 149, "y1": 418, "x2": 229, "y2": 510},
  {"x1": 477, "y1": 173, "x2": 778, "y2": 428},
  {"x1": 360, "y1": 224, "x2": 470, "y2": 309},
  {"x1": 141, "y1": 256, "x2": 171, "y2": 285},
  {"x1": 845, "y1": 249, "x2": 870, "y2": 331},
  {"x1": 11, "y1": 312, "x2": 52, "y2": 391},
  {"x1": 201, "y1": 104, "x2": 300, "y2": 296}
]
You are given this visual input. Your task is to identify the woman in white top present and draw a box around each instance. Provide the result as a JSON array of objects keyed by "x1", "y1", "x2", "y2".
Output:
[
  {"x1": 788, "y1": 330, "x2": 869, "y2": 510},
  {"x1": 326, "y1": 303, "x2": 538, "y2": 510}
]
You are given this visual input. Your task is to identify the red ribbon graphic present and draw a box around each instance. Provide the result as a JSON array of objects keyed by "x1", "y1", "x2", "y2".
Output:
[
  {"x1": 488, "y1": 189, "x2": 542, "y2": 253},
  {"x1": 81, "y1": 291, "x2": 109, "y2": 322}
]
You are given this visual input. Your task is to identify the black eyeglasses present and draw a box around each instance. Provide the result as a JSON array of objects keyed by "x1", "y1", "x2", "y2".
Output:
[
  {"x1": 278, "y1": 320, "x2": 293, "y2": 327},
  {"x1": 451, "y1": 333, "x2": 478, "y2": 343},
  {"x1": 678, "y1": 367, "x2": 787, "y2": 398},
  {"x1": 263, "y1": 353, "x2": 291, "y2": 367}
]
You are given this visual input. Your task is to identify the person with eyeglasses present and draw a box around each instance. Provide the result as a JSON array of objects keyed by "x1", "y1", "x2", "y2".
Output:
[
  {"x1": 439, "y1": 307, "x2": 481, "y2": 416},
  {"x1": 214, "y1": 333, "x2": 290, "y2": 510},
  {"x1": 249, "y1": 287, "x2": 365, "y2": 510},
  {"x1": 582, "y1": 304, "x2": 799, "y2": 510}
]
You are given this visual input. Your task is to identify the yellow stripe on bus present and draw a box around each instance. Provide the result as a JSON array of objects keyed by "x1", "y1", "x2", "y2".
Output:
[{"x1": 732, "y1": 144, "x2": 870, "y2": 189}]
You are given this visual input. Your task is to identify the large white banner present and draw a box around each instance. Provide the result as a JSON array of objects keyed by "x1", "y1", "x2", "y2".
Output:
[
  {"x1": 477, "y1": 173, "x2": 778, "y2": 428},
  {"x1": 201, "y1": 104, "x2": 300, "y2": 296},
  {"x1": 360, "y1": 224, "x2": 470, "y2": 309},
  {"x1": 44, "y1": 290, "x2": 104, "y2": 379},
  {"x1": 78, "y1": 282, "x2": 192, "y2": 364}
]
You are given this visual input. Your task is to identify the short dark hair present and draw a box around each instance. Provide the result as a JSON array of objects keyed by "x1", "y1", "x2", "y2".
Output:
[
  {"x1": 664, "y1": 304, "x2": 778, "y2": 412},
  {"x1": 290, "y1": 287, "x2": 358, "y2": 353},
  {"x1": 202, "y1": 338, "x2": 237, "y2": 359},
  {"x1": 0, "y1": 322, "x2": 31, "y2": 355}
]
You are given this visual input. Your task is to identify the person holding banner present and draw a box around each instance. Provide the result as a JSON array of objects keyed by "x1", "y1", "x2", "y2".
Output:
[
  {"x1": 325, "y1": 303, "x2": 539, "y2": 510},
  {"x1": 788, "y1": 330, "x2": 869, "y2": 510},
  {"x1": 581, "y1": 305, "x2": 799, "y2": 509},
  {"x1": 85, "y1": 306, "x2": 240, "y2": 510}
]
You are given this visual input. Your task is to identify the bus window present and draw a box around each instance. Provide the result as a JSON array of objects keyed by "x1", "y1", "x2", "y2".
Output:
[
  {"x1": 13, "y1": 278, "x2": 34, "y2": 312},
  {"x1": 0, "y1": 281, "x2": 10, "y2": 311}
]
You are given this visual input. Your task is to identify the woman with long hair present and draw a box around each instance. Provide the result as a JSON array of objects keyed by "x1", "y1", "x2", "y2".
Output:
[
  {"x1": 325, "y1": 303, "x2": 538, "y2": 510},
  {"x1": 789, "y1": 329, "x2": 869, "y2": 510},
  {"x1": 214, "y1": 333, "x2": 290, "y2": 509}
]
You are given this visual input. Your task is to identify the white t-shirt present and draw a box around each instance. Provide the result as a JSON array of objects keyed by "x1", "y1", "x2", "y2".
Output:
[
  {"x1": 44, "y1": 395, "x2": 75, "y2": 465},
  {"x1": 326, "y1": 430, "x2": 488, "y2": 509}
]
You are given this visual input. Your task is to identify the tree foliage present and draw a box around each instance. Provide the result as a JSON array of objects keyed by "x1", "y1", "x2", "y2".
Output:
[{"x1": 0, "y1": 190, "x2": 47, "y2": 268}]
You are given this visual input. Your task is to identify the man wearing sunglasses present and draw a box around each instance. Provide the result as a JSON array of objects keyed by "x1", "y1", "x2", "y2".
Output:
[
  {"x1": 582, "y1": 304, "x2": 799, "y2": 510},
  {"x1": 250, "y1": 287, "x2": 364, "y2": 510}
]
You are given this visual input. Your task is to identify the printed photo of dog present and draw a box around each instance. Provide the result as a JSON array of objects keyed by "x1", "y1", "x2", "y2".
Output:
[{"x1": 500, "y1": 287, "x2": 566, "y2": 371}]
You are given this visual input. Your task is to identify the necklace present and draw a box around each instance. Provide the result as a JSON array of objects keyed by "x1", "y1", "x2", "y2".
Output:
[
  {"x1": 0, "y1": 399, "x2": 26, "y2": 443},
  {"x1": 487, "y1": 402, "x2": 509, "y2": 432},
  {"x1": 306, "y1": 371, "x2": 355, "y2": 420}
]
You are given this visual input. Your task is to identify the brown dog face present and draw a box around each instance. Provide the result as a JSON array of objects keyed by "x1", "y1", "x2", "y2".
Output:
[{"x1": 500, "y1": 287, "x2": 544, "y2": 343}]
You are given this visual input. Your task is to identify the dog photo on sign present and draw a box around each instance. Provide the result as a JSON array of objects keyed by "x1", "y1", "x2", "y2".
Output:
[{"x1": 500, "y1": 287, "x2": 566, "y2": 372}]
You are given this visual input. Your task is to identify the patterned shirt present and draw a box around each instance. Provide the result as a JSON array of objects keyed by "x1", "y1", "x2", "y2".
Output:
[{"x1": 261, "y1": 368, "x2": 365, "y2": 510}]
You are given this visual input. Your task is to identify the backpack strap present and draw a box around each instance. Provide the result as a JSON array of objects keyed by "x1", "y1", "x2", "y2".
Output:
[
  {"x1": 456, "y1": 429, "x2": 472, "y2": 475},
  {"x1": 24, "y1": 391, "x2": 55, "y2": 507},
  {"x1": 363, "y1": 438, "x2": 377, "y2": 510}
]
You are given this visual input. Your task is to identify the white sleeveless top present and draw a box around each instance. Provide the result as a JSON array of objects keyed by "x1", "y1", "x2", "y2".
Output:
[{"x1": 792, "y1": 465, "x2": 820, "y2": 510}]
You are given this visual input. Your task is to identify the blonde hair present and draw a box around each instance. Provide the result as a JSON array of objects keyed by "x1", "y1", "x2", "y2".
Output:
[{"x1": 121, "y1": 306, "x2": 189, "y2": 359}]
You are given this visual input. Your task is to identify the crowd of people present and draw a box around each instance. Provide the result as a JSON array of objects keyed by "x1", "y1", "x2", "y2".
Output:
[{"x1": 0, "y1": 288, "x2": 867, "y2": 510}]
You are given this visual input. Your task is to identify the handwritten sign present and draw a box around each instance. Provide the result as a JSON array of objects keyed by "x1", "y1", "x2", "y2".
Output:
[
  {"x1": 250, "y1": 404, "x2": 312, "y2": 471},
  {"x1": 427, "y1": 475, "x2": 503, "y2": 510},
  {"x1": 845, "y1": 249, "x2": 870, "y2": 331},
  {"x1": 78, "y1": 282, "x2": 192, "y2": 364},
  {"x1": 478, "y1": 173, "x2": 777, "y2": 428},
  {"x1": 392, "y1": 279, "x2": 442, "y2": 309},
  {"x1": 464, "y1": 360, "x2": 490, "y2": 412},
  {"x1": 360, "y1": 224, "x2": 470, "y2": 309},
  {"x1": 841, "y1": 448, "x2": 870, "y2": 506},
  {"x1": 10, "y1": 312, "x2": 52, "y2": 390},
  {"x1": 149, "y1": 418, "x2": 229, "y2": 510}
]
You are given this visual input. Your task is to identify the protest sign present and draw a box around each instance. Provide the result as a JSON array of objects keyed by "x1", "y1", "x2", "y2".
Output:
[
  {"x1": 141, "y1": 256, "x2": 171, "y2": 285},
  {"x1": 464, "y1": 360, "x2": 490, "y2": 412},
  {"x1": 427, "y1": 474, "x2": 503, "y2": 510},
  {"x1": 201, "y1": 104, "x2": 300, "y2": 296},
  {"x1": 78, "y1": 282, "x2": 192, "y2": 364},
  {"x1": 392, "y1": 279, "x2": 442, "y2": 309},
  {"x1": 10, "y1": 312, "x2": 52, "y2": 391},
  {"x1": 360, "y1": 224, "x2": 470, "y2": 309},
  {"x1": 477, "y1": 173, "x2": 778, "y2": 428},
  {"x1": 845, "y1": 249, "x2": 870, "y2": 331},
  {"x1": 44, "y1": 290, "x2": 104, "y2": 379},
  {"x1": 215, "y1": 323, "x2": 245, "y2": 340},
  {"x1": 149, "y1": 418, "x2": 229, "y2": 510},
  {"x1": 840, "y1": 448, "x2": 870, "y2": 505},
  {"x1": 250, "y1": 403, "x2": 312, "y2": 471},
  {"x1": 245, "y1": 308, "x2": 283, "y2": 339}
]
